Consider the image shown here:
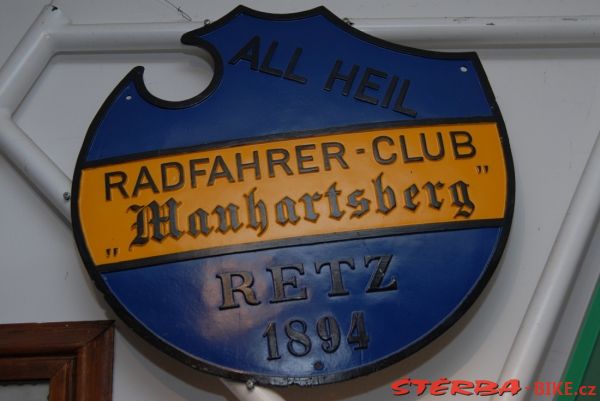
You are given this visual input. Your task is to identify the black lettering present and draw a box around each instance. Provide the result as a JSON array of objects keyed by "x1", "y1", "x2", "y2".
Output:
[
  {"x1": 399, "y1": 135, "x2": 424, "y2": 163},
  {"x1": 229, "y1": 36, "x2": 260, "y2": 70},
  {"x1": 347, "y1": 189, "x2": 370, "y2": 218},
  {"x1": 105, "y1": 171, "x2": 128, "y2": 201},
  {"x1": 295, "y1": 144, "x2": 319, "y2": 174},
  {"x1": 324, "y1": 60, "x2": 358, "y2": 96},
  {"x1": 315, "y1": 258, "x2": 355, "y2": 296},
  {"x1": 129, "y1": 198, "x2": 182, "y2": 247},
  {"x1": 259, "y1": 40, "x2": 283, "y2": 77},
  {"x1": 188, "y1": 208, "x2": 212, "y2": 237},
  {"x1": 381, "y1": 75, "x2": 398, "y2": 109},
  {"x1": 347, "y1": 311, "x2": 369, "y2": 349},
  {"x1": 216, "y1": 272, "x2": 260, "y2": 309},
  {"x1": 316, "y1": 316, "x2": 341, "y2": 353},
  {"x1": 299, "y1": 192, "x2": 322, "y2": 222},
  {"x1": 393, "y1": 79, "x2": 417, "y2": 117},
  {"x1": 450, "y1": 131, "x2": 476, "y2": 159},
  {"x1": 285, "y1": 320, "x2": 311, "y2": 357},
  {"x1": 262, "y1": 322, "x2": 281, "y2": 360},
  {"x1": 354, "y1": 67, "x2": 387, "y2": 105},
  {"x1": 189, "y1": 158, "x2": 208, "y2": 188},
  {"x1": 372, "y1": 136, "x2": 397, "y2": 164},
  {"x1": 373, "y1": 173, "x2": 396, "y2": 214},
  {"x1": 267, "y1": 148, "x2": 293, "y2": 177},
  {"x1": 423, "y1": 181, "x2": 444, "y2": 209},
  {"x1": 245, "y1": 187, "x2": 268, "y2": 235},
  {"x1": 275, "y1": 196, "x2": 300, "y2": 225},
  {"x1": 132, "y1": 166, "x2": 159, "y2": 197},
  {"x1": 322, "y1": 142, "x2": 349, "y2": 170},
  {"x1": 213, "y1": 203, "x2": 242, "y2": 233},
  {"x1": 268, "y1": 264, "x2": 307, "y2": 303},
  {"x1": 208, "y1": 156, "x2": 235, "y2": 186},
  {"x1": 283, "y1": 47, "x2": 307, "y2": 84},
  {"x1": 403, "y1": 184, "x2": 420, "y2": 211},
  {"x1": 365, "y1": 255, "x2": 397, "y2": 292},
  {"x1": 325, "y1": 183, "x2": 345, "y2": 220},
  {"x1": 449, "y1": 180, "x2": 475, "y2": 218},
  {"x1": 236, "y1": 151, "x2": 261, "y2": 182},
  {"x1": 420, "y1": 132, "x2": 445, "y2": 160},
  {"x1": 161, "y1": 162, "x2": 184, "y2": 191}
]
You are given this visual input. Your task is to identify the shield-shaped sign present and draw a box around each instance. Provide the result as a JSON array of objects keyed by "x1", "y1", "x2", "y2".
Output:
[{"x1": 72, "y1": 6, "x2": 514, "y2": 386}]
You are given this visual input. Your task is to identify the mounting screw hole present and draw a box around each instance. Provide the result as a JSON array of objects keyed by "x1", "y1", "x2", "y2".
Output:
[{"x1": 460, "y1": 66, "x2": 468, "y2": 73}]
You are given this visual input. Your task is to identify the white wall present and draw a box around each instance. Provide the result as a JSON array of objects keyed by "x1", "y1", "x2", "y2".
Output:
[{"x1": 1, "y1": 1, "x2": 599, "y2": 401}]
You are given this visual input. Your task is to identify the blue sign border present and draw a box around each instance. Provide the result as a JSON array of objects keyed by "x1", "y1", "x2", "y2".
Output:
[{"x1": 71, "y1": 5, "x2": 515, "y2": 386}]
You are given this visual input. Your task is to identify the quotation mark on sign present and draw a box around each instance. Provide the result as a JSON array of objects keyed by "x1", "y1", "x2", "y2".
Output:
[
  {"x1": 106, "y1": 248, "x2": 119, "y2": 257},
  {"x1": 476, "y1": 165, "x2": 489, "y2": 174}
]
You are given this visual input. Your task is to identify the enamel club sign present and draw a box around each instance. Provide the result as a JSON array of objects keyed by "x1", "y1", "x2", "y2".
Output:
[{"x1": 72, "y1": 6, "x2": 514, "y2": 386}]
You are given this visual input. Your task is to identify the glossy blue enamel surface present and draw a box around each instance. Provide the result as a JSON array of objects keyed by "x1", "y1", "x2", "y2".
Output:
[
  {"x1": 86, "y1": 12, "x2": 492, "y2": 161},
  {"x1": 102, "y1": 228, "x2": 500, "y2": 377}
]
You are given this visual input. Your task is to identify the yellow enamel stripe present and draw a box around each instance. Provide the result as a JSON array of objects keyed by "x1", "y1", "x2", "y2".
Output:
[{"x1": 78, "y1": 122, "x2": 507, "y2": 266}]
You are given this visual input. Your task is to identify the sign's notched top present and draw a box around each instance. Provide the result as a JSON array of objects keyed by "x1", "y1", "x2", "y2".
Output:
[{"x1": 82, "y1": 3, "x2": 494, "y2": 164}]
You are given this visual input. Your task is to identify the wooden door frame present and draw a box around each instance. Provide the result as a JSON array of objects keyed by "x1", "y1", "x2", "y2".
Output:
[{"x1": 0, "y1": 321, "x2": 114, "y2": 401}]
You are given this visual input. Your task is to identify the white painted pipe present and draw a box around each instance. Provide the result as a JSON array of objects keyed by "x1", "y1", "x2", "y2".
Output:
[
  {"x1": 492, "y1": 131, "x2": 600, "y2": 400},
  {"x1": 47, "y1": 15, "x2": 600, "y2": 51},
  {"x1": 50, "y1": 19, "x2": 214, "y2": 64},
  {"x1": 0, "y1": 112, "x2": 71, "y2": 222},
  {"x1": 26, "y1": 10, "x2": 600, "y2": 53},
  {"x1": 0, "y1": 6, "x2": 66, "y2": 110},
  {"x1": 0, "y1": 8, "x2": 288, "y2": 399},
  {"x1": 356, "y1": 15, "x2": 600, "y2": 48},
  {"x1": 51, "y1": 21, "x2": 191, "y2": 52},
  {"x1": 0, "y1": 6, "x2": 71, "y2": 222}
]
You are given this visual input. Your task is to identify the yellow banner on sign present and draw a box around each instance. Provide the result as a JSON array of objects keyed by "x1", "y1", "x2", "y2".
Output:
[{"x1": 77, "y1": 122, "x2": 507, "y2": 268}]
